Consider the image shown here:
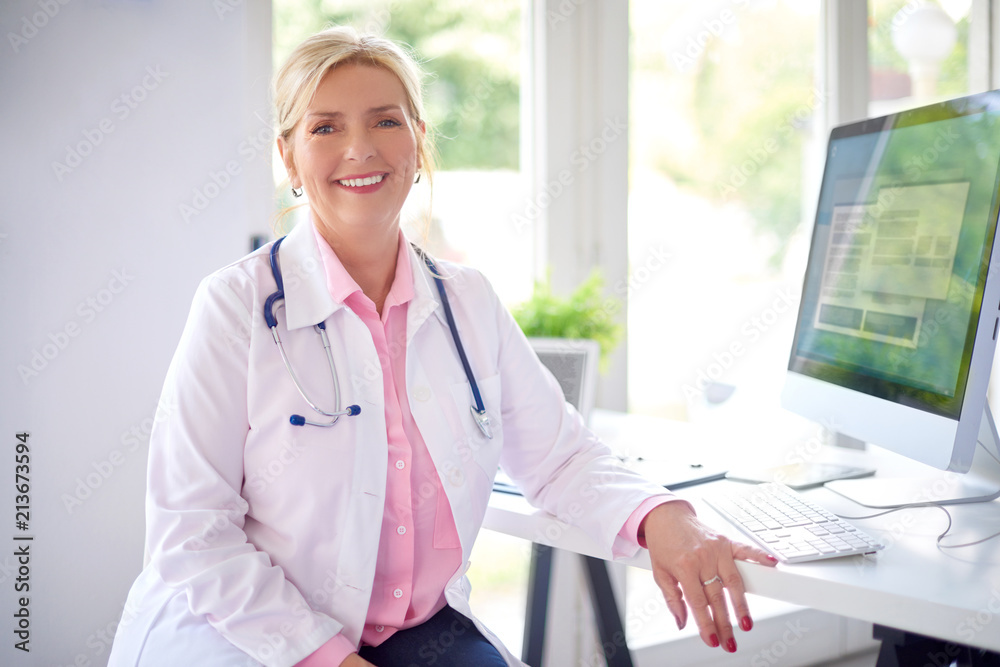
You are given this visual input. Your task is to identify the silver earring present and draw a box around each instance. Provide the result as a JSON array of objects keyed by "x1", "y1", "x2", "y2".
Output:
[{"x1": 291, "y1": 186, "x2": 303, "y2": 198}]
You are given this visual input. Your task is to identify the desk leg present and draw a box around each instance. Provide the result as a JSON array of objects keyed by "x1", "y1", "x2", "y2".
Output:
[
  {"x1": 582, "y1": 555, "x2": 635, "y2": 667},
  {"x1": 522, "y1": 543, "x2": 553, "y2": 666},
  {"x1": 874, "y1": 625, "x2": 1000, "y2": 667}
]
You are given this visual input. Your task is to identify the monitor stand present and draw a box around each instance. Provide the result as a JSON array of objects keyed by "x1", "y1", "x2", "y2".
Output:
[{"x1": 824, "y1": 405, "x2": 1000, "y2": 508}]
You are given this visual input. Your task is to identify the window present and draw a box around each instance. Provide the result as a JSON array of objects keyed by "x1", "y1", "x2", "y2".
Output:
[
  {"x1": 869, "y1": 0, "x2": 971, "y2": 117},
  {"x1": 626, "y1": 0, "x2": 821, "y2": 423},
  {"x1": 272, "y1": 0, "x2": 532, "y2": 303}
]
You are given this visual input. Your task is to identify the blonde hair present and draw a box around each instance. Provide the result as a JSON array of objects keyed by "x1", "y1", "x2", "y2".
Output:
[{"x1": 273, "y1": 26, "x2": 435, "y2": 184}]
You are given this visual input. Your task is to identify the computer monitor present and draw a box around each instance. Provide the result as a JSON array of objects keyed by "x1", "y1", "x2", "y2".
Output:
[
  {"x1": 782, "y1": 91, "x2": 1000, "y2": 501},
  {"x1": 528, "y1": 337, "x2": 599, "y2": 424}
]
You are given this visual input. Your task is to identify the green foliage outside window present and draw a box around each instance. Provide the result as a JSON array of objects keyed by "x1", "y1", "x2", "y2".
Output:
[{"x1": 273, "y1": 0, "x2": 521, "y2": 171}]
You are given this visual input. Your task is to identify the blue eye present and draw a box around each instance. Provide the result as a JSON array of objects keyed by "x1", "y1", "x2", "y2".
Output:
[
  {"x1": 311, "y1": 125, "x2": 333, "y2": 136},
  {"x1": 377, "y1": 119, "x2": 402, "y2": 128}
]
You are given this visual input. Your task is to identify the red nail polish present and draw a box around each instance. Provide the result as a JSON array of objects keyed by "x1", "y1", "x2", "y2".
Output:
[
  {"x1": 726, "y1": 637, "x2": 737, "y2": 653},
  {"x1": 708, "y1": 634, "x2": 720, "y2": 648},
  {"x1": 740, "y1": 616, "x2": 753, "y2": 631},
  {"x1": 766, "y1": 554, "x2": 779, "y2": 563}
]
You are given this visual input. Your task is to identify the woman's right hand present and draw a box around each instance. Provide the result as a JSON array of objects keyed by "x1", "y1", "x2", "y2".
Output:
[{"x1": 339, "y1": 653, "x2": 376, "y2": 667}]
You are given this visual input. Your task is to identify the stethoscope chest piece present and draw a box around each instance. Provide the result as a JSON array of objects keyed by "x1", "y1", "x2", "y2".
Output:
[{"x1": 471, "y1": 407, "x2": 493, "y2": 440}]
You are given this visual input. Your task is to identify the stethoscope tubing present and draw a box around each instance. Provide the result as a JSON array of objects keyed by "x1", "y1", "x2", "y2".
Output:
[
  {"x1": 265, "y1": 235, "x2": 491, "y2": 439},
  {"x1": 421, "y1": 252, "x2": 493, "y2": 439},
  {"x1": 267, "y1": 237, "x2": 358, "y2": 427}
]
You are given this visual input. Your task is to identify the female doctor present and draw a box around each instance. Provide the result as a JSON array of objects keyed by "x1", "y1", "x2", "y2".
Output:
[{"x1": 108, "y1": 26, "x2": 776, "y2": 667}]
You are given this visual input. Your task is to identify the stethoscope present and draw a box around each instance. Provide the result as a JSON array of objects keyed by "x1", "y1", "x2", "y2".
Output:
[{"x1": 264, "y1": 236, "x2": 493, "y2": 439}]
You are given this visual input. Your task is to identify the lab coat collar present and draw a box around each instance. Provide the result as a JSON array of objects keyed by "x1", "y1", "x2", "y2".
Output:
[
  {"x1": 277, "y1": 219, "x2": 337, "y2": 331},
  {"x1": 408, "y1": 243, "x2": 448, "y2": 343},
  {"x1": 278, "y1": 218, "x2": 445, "y2": 335}
]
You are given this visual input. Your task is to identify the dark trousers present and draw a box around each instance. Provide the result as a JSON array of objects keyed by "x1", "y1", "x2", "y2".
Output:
[{"x1": 358, "y1": 606, "x2": 508, "y2": 667}]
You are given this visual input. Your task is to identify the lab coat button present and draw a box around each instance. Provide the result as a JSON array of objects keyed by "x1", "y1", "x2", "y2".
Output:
[
  {"x1": 395, "y1": 460, "x2": 405, "y2": 470},
  {"x1": 397, "y1": 525, "x2": 406, "y2": 535},
  {"x1": 393, "y1": 588, "x2": 403, "y2": 599},
  {"x1": 412, "y1": 386, "x2": 431, "y2": 402}
]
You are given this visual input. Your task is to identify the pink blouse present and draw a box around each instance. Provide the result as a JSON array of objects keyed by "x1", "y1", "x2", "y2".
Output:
[{"x1": 296, "y1": 227, "x2": 674, "y2": 667}]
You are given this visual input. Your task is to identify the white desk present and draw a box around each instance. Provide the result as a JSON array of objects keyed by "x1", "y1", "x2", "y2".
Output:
[{"x1": 483, "y1": 410, "x2": 1000, "y2": 659}]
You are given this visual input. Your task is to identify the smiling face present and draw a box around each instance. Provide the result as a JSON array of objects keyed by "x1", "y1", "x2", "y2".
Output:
[{"x1": 279, "y1": 63, "x2": 424, "y2": 246}]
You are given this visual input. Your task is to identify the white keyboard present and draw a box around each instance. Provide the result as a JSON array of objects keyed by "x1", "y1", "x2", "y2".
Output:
[{"x1": 704, "y1": 483, "x2": 885, "y2": 563}]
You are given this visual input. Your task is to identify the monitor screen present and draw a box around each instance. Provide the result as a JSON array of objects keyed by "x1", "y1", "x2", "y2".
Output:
[{"x1": 785, "y1": 91, "x2": 1000, "y2": 471}]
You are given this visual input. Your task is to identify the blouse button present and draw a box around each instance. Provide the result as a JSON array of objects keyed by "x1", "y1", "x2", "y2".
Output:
[
  {"x1": 397, "y1": 525, "x2": 407, "y2": 535},
  {"x1": 395, "y1": 460, "x2": 405, "y2": 470},
  {"x1": 393, "y1": 588, "x2": 403, "y2": 599},
  {"x1": 375, "y1": 625, "x2": 385, "y2": 633}
]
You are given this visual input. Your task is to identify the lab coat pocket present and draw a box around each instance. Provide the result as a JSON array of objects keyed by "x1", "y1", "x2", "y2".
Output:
[{"x1": 433, "y1": 487, "x2": 462, "y2": 549}]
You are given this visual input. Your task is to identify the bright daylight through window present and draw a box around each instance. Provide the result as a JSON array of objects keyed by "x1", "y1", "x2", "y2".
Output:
[
  {"x1": 627, "y1": 0, "x2": 820, "y2": 427},
  {"x1": 272, "y1": 0, "x2": 530, "y2": 304}
]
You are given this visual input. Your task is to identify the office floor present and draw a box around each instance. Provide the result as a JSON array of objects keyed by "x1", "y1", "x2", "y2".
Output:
[{"x1": 817, "y1": 651, "x2": 878, "y2": 667}]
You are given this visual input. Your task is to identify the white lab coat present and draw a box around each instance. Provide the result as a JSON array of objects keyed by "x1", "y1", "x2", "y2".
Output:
[{"x1": 108, "y1": 219, "x2": 671, "y2": 667}]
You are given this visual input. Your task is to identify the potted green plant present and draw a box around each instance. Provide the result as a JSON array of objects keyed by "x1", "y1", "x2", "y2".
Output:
[{"x1": 510, "y1": 269, "x2": 623, "y2": 372}]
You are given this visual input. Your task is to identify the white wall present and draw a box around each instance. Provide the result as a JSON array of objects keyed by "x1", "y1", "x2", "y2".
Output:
[{"x1": 0, "y1": 1, "x2": 272, "y2": 664}]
